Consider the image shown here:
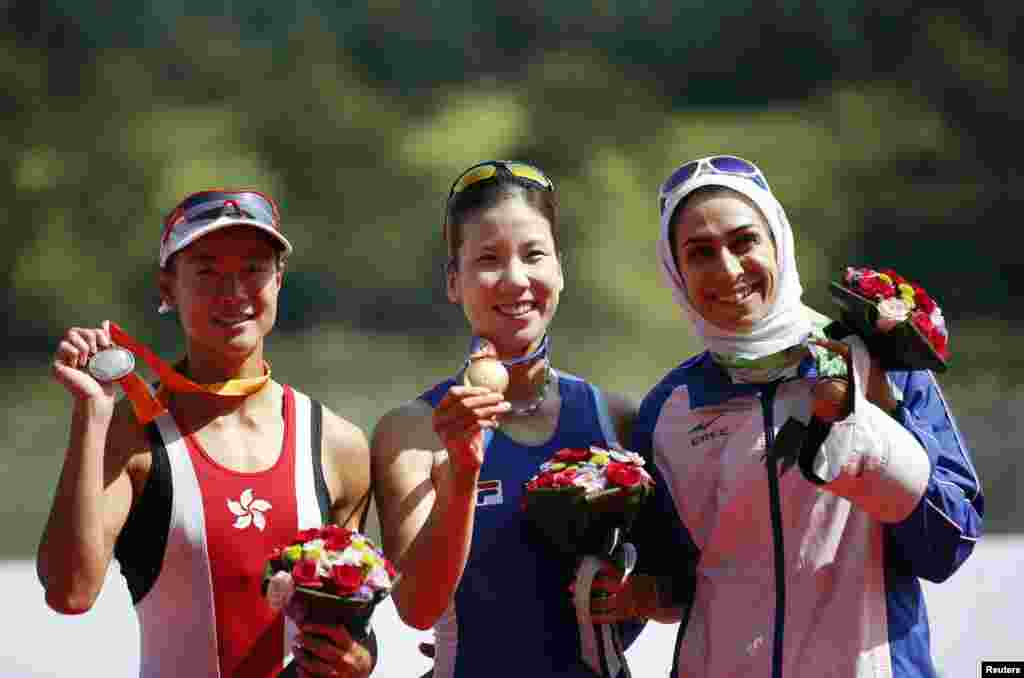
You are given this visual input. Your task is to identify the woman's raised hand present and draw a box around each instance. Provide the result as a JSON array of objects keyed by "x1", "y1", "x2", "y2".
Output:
[
  {"x1": 52, "y1": 321, "x2": 118, "y2": 411},
  {"x1": 431, "y1": 340, "x2": 510, "y2": 476},
  {"x1": 809, "y1": 337, "x2": 899, "y2": 418}
]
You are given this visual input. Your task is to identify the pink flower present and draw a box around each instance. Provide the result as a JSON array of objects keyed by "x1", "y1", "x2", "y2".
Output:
[
  {"x1": 555, "y1": 448, "x2": 591, "y2": 462},
  {"x1": 914, "y1": 287, "x2": 936, "y2": 314},
  {"x1": 856, "y1": 274, "x2": 896, "y2": 300},
  {"x1": 880, "y1": 268, "x2": 907, "y2": 286},
  {"x1": 533, "y1": 473, "x2": 554, "y2": 489},
  {"x1": 291, "y1": 559, "x2": 322, "y2": 588},
  {"x1": 912, "y1": 311, "x2": 934, "y2": 335},
  {"x1": 295, "y1": 527, "x2": 323, "y2": 544},
  {"x1": 932, "y1": 330, "x2": 949, "y2": 358},
  {"x1": 606, "y1": 462, "x2": 643, "y2": 488},
  {"x1": 876, "y1": 297, "x2": 910, "y2": 332},
  {"x1": 551, "y1": 468, "x2": 578, "y2": 487},
  {"x1": 323, "y1": 527, "x2": 353, "y2": 552},
  {"x1": 330, "y1": 564, "x2": 364, "y2": 596}
]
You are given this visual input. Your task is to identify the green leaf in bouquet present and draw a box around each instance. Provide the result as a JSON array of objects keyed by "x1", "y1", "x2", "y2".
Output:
[{"x1": 829, "y1": 282, "x2": 948, "y2": 373}]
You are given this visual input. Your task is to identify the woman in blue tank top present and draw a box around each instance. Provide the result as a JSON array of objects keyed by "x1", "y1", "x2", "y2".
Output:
[{"x1": 371, "y1": 161, "x2": 643, "y2": 678}]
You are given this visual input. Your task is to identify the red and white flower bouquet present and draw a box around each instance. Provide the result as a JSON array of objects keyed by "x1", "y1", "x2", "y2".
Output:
[
  {"x1": 262, "y1": 525, "x2": 396, "y2": 643},
  {"x1": 830, "y1": 266, "x2": 950, "y2": 372},
  {"x1": 521, "y1": 446, "x2": 654, "y2": 559}
]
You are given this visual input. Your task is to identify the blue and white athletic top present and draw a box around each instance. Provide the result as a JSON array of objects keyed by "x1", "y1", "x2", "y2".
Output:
[
  {"x1": 629, "y1": 342, "x2": 983, "y2": 678},
  {"x1": 419, "y1": 370, "x2": 644, "y2": 678}
]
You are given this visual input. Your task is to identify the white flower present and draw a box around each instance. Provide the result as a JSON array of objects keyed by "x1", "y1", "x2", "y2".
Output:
[
  {"x1": 366, "y1": 566, "x2": 392, "y2": 590},
  {"x1": 930, "y1": 307, "x2": 947, "y2": 334},
  {"x1": 876, "y1": 297, "x2": 910, "y2": 332},
  {"x1": 338, "y1": 548, "x2": 365, "y2": 567},
  {"x1": 227, "y1": 489, "x2": 272, "y2": 531},
  {"x1": 608, "y1": 449, "x2": 644, "y2": 466}
]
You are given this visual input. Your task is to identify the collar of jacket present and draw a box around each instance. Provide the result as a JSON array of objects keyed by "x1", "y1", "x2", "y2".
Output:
[{"x1": 687, "y1": 351, "x2": 819, "y2": 409}]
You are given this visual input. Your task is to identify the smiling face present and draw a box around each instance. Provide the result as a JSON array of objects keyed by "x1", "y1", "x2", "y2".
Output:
[
  {"x1": 671, "y1": 187, "x2": 778, "y2": 333},
  {"x1": 159, "y1": 226, "x2": 283, "y2": 360},
  {"x1": 447, "y1": 194, "x2": 564, "y2": 359}
]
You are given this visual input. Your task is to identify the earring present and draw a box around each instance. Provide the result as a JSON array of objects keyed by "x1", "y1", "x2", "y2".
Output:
[{"x1": 158, "y1": 300, "x2": 174, "y2": 315}]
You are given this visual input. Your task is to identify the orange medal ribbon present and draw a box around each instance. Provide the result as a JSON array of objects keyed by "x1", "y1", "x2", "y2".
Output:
[{"x1": 104, "y1": 322, "x2": 271, "y2": 424}]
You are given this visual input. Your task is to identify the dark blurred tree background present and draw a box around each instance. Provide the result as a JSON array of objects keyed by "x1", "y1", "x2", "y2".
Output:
[{"x1": 2, "y1": 0, "x2": 1019, "y2": 557}]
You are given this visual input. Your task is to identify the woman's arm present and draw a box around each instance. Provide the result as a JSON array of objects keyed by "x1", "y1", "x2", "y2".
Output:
[
  {"x1": 38, "y1": 325, "x2": 140, "y2": 614},
  {"x1": 371, "y1": 387, "x2": 507, "y2": 630},
  {"x1": 603, "y1": 390, "x2": 638, "y2": 450},
  {"x1": 882, "y1": 368, "x2": 983, "y2": 582},
  {"x1": 295, "y1": 409, "x2": 375, "y2": 678},
  {"x1": 587, "y1": 387, "x2": 697, "y2": 624},
  {"x1": 321, "y1": 408, "x2": 372, "y2": 532}
]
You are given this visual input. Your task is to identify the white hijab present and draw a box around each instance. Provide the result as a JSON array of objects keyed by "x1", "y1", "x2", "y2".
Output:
[{"x1": 656, "y1": 172, "x2": 812, "y2": 361}]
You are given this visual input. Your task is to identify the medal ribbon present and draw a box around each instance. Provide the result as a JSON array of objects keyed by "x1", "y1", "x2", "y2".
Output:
[{"x1": 107, "y1": 322, "x2": 271, "y2": 424}]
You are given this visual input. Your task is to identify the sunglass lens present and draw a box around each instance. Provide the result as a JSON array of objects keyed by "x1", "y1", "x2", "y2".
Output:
[
  {"x1": 186, "y1": 192, "x2": 277, "y2": 225},
  {"x1": 507, "y1": 163, "x2": 552, "y2": 189},
  {"x1": 452, "y1": 164, "x2": 499, "y2": 195},
  {"x1": 708, "y1": 156, "x2": 758, "y2": 174},
  {"x1": 662, "y1": 161, "x2": 700, "y2": 195}
]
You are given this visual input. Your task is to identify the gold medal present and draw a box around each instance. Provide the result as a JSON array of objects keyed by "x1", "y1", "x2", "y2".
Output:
[{"x1": 463, "y1": 357, "x2": 509, "y2": 393}]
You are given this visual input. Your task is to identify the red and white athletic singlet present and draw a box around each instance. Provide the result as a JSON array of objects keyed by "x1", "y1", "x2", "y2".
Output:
[{"x1": 123, "y1": 386, "x2": 326, "y2": 678}]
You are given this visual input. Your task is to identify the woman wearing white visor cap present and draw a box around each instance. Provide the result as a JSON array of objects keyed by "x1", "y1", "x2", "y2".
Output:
[
  {"x1": 584, "y1": 156, "x2": 983, "y2": 678},
  {"x1": 39, "y1": 189, "x2": 375, "y2": 678}
]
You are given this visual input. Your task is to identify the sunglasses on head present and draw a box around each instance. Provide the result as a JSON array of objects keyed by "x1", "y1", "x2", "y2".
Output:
[
  {"x1": 162, "y1": 190, "x2": 281, "y2": 242},
  {"x1": 658, "y1": 155, "x2": 771, "y2": 215},
  {"x1": 447, "y1": 160, "x2": 554, "y2": 201}
]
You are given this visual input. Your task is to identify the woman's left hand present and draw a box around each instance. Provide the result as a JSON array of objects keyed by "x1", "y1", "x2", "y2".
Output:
[
  {"x1": 809, "y1": 338, "x2": 899, "y2": 415},
  {"x1": 568, "y1": 559, "x2": 633, "y2": 624},
  {"x1": 293, "y1": 623, "x2": 374, "y2": 677}
]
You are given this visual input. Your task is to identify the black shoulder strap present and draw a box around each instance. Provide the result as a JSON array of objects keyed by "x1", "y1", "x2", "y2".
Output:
[
  {"x1": 113, "y1": 421, "x2": 173, "y2": 605},
  {"x1": 310, "y1": 399, "x2": 332, "y2": 523}
]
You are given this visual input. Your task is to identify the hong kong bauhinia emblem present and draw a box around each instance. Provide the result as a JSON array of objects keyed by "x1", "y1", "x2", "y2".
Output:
[{"x1": 228, "y1": 489, "x2": 272, "y2": 531}]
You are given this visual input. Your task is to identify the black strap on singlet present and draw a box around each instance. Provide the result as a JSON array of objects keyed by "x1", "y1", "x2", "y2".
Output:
[
  {"x1": 310, "y1": 399, "x2": 332, "y2": 523},
  {"x1": 113, "y1": 422, "x2": 173, "y2": 605}
]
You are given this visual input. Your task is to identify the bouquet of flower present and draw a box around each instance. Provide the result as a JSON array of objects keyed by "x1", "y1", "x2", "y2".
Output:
[
  {"x1": 522, "y1": 446, "x2": 654, "y2": 559},
  {"x1": 262, "y1": 525, "x2": 396, "y2": 645},
  {"x1": 829, "y1": 266, "x2": 950, "y2": 372}
]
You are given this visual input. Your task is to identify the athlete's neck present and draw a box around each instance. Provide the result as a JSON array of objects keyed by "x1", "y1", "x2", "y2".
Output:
[
  {"x1": 168, "y1": 379, "x2": 279, "y2": 428},
  {"x1": 504, "y1": 359, "x2": 550, "y2": 405},
  {"x1": 181, "y1": 345, "x2": 268, "y2": 384},
  {"x1": 167, "y1": 347, "x2": 273, "y2": 424}
]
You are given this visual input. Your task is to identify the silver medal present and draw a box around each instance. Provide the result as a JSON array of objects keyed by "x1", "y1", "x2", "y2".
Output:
[{"x1": 87, "y1": 347, "x2": 136, "y2": 382}]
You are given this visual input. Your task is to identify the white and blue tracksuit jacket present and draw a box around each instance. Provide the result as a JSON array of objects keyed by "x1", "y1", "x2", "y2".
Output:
[{"x1": 630, "y1": 340, "x2": 982, "y2": 678}]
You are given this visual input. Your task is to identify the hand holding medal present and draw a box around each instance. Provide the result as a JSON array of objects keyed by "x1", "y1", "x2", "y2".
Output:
[{"x1": 432, "y1": 338, "x2": 511, "y2": 474}]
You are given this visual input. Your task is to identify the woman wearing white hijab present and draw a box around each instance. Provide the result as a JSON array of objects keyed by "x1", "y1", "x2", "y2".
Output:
[{"x1": 587, "y1": 156, "x2": 983, "y2": 678}]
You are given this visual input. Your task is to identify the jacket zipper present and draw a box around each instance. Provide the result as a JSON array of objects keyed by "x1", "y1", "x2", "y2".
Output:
[{"x1": 761, "y1": 382, "x2": 785, "y2": 678}]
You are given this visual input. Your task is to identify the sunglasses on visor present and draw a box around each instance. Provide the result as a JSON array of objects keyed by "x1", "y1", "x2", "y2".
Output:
[
  {"x1": 658, "y1": 155, "x2": 771, "y2": 215},
  {"x1": 447, "y1": 160, "x2": 554, "y2": 201},
  {"x1": 162, "y1": 190, "x2": 281, "y2": 241}
]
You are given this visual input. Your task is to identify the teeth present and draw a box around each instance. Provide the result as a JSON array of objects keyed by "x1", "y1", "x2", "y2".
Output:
[
  {"x1": 498, "y1": 303, "x2": 534, "y2": 316},
  {"x1": 716, "y1": 286, "x2": 752, "y2": 303}
]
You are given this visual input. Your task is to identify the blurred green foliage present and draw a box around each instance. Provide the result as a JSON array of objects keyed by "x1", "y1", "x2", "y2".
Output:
[{"x1": 2, "y1": 1, "x2": 1020, "y2": 557}]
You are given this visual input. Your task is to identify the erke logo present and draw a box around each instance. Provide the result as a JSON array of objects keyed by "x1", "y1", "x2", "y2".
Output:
[
  {"x1": 689, "y1": 414, "x2": 729, "y2": 446},
  {"x1": 476, "y1": 480, "x2": 503, "y2": 507}
]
